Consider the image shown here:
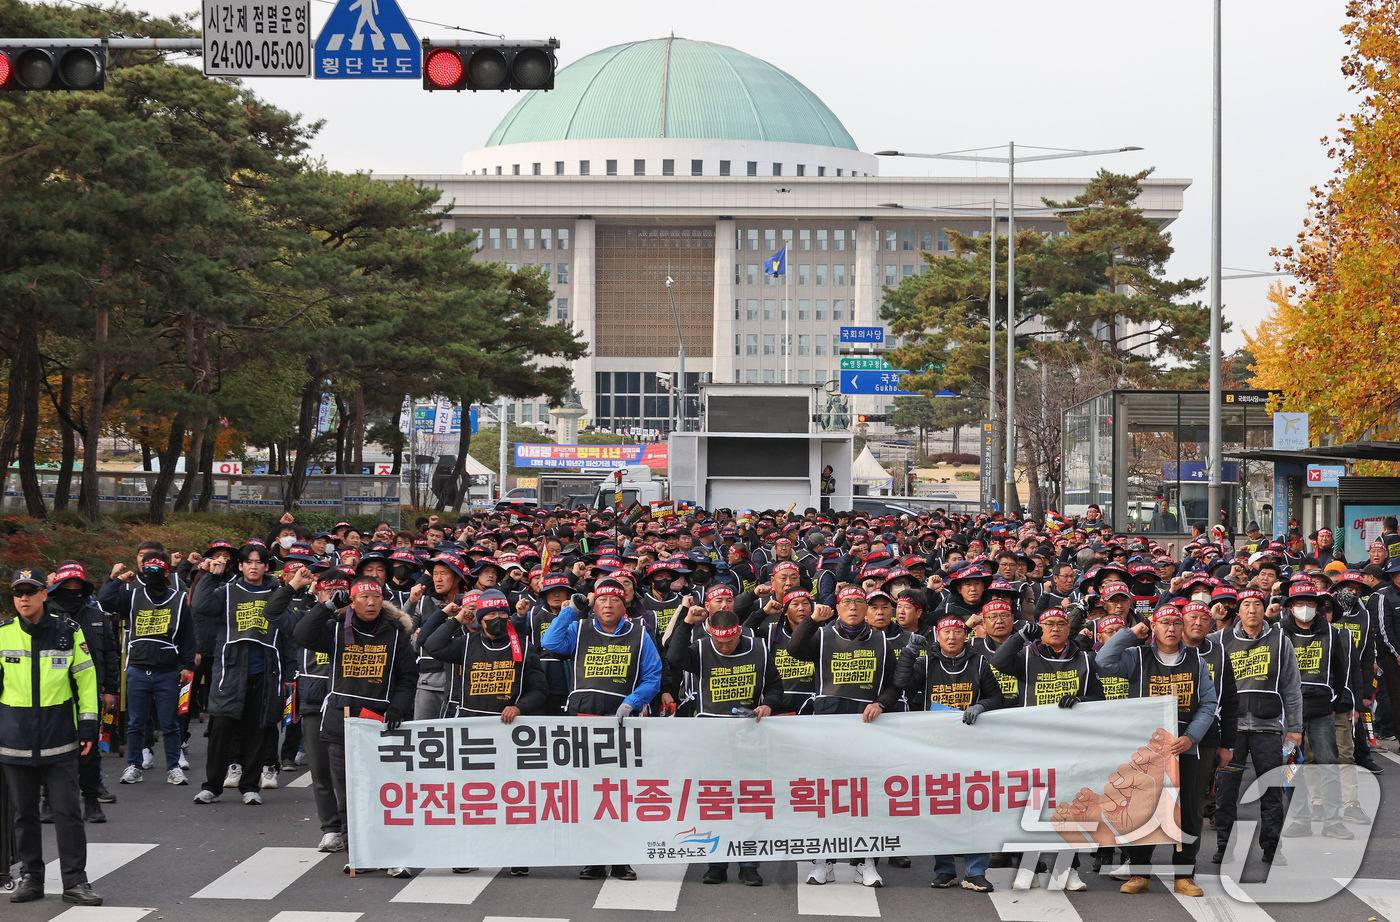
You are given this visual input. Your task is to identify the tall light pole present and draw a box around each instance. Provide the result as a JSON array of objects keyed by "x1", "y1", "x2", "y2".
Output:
[
  {"x1": 879, "y1": 200, "x2": 1094, "y2": 512},
  {"x1": 875, "y1": 144, "x2": 1140, "y2": 512},
  {"x1": 664, "y1": 275, "x2": 687, "y2": 432},
  {"x1": 1207, "y1": 0, "x2": 1225, "y2": 530}
]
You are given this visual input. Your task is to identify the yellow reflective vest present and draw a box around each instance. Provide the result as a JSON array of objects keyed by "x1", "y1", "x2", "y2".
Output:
[{"x1": 0, "y1": 612, "x2": 99, "y2": 764}]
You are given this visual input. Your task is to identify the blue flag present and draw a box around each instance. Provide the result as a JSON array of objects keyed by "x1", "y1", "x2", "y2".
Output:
[{"x1": 764, "y1": 246, "x2": 787, "y2": 277}]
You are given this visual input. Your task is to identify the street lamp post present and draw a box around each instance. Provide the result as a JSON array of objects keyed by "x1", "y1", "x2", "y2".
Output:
[
  {"x1": 664, "y1": 275, "x2": 687, "y2": 433},
  {"x1": 875, "y1": 144, "x2": 1140, "y2": 512},
  {"x1": 1207, "y1": 0, "x2": 1225, "y2": 530}
]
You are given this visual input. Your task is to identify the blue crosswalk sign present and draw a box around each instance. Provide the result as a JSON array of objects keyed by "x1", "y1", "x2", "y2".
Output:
[{"x1": 314, "y1": 0, "x2": 420, "y2": 79}]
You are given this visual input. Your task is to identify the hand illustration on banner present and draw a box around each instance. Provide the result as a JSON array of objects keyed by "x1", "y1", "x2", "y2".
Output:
[{"x1": 1051, "y1": 727, "x2": 1179, "y2": 847}]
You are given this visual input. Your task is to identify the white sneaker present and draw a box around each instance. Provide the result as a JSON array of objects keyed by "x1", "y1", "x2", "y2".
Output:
[
  {"x1": 119, "y1": 765, "x2": 142, "y2": 784},
  {"x1": 1013, "y1": 867, "x2": 1039, "y2": 890},
  {"x1": 806, "y1": 859, "x2": 834, "y2": 885},
  {"x1": 243, "y1": 791, "x2": 262, "y2": 805},
  {"x1": 224, "y1": 763, "x2": 242, "y2": 788},
  {"x1": 856, "y1": 858, "x2": 883, "y2": 888},
  {"x1": 294, "y1": 751, "x2": 308, "y2": 766},
  {"x1": 388, "y1": 867, "x2": 412, "y2": 878},
  {"x1": 167, "y1": 768, "x2": 188, "y2": 785},
  {"x1": 193, "y1": 789, "x2": 217, "y2": 804},
  {"x1": 141, "y1": 748, "x2": 155, "y2": 770},
  {"x1": 178, "y1": 754, "x2": 191, "y2": 771},
  {"x1": 1109, "y1": 862, "x2": 1131, "y2": 881},
  {"x1": 318, "y1": 833, "x2": 346, "y2": 853},
  {"x1": 1050, "y1": 867, "x2": 1086, "y2": 891},
  {"x1": 260, "y1": 768, "x2": 278, "y2": 790}
]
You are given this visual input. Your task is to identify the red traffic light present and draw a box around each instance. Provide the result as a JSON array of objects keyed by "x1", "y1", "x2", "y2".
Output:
[
  {"x1": 424, "y1": 48, "x2": 463, "y2": 89},
  {"x1": 0, "y1": 50, "x2": 10, "y2": 86}
]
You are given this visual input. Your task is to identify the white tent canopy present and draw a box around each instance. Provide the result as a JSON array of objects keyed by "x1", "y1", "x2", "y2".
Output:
[{"x1": 852, "y1": 446, "x2": 893, "y2": 496}]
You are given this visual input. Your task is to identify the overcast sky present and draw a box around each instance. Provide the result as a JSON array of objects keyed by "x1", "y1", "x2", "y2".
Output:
[{"x1": 124, "y1": 0, "x2": 1353, "y2": 352}]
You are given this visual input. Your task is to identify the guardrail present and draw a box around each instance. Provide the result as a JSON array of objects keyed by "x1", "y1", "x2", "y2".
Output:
[{"x1": 3, "y1": 470, "x2": 402, "y2": 519}]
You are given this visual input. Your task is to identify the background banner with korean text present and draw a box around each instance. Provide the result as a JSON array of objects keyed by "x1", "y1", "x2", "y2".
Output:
[{"x1": 346, "y1": 697, "x2": 1177, "y2": 868}]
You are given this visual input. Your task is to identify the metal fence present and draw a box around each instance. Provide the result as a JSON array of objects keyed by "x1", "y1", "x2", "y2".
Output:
[{"x1": 3, "y1": 470, "x2": 402, "y2": 520}]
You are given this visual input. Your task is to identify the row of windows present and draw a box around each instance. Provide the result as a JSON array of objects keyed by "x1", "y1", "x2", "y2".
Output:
[
  {"x1": 737, "y1": 263, "x2": 855, "y2": 286},
  {"x1": 735, "y1": 227, "x2": 956, "y2": 252},
  {"x1": 736, "y1": 333, "x2": 833, "y2": 356},
  {"x1": 500, "y1": 263, "x2": 570, "y2": 284},
  {"x1": 734, "y1": 368, "x2": 831, "y2": 385},
  {"x1": 732, "y1": 299, "x2": 848, "y2": 322},
  {"x1": 476, "y1": 161, "x2": 872, "y2": 178},
  {"x1": 473, "y1": 228, "x2": 571, "y2": 251}
]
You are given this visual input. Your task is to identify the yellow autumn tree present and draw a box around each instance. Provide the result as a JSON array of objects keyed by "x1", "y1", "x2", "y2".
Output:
[{"x1": 1272, "y1": 0, "x2": 1400, "y2": 441}]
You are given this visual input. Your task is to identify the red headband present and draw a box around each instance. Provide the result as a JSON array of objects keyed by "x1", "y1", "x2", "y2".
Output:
[
  {"x1": 981, "y1": 598, "x2": 1012, "y2": 615},
  {"x1": 595, "y1": 583, "x2": 627, "y2": 599},
  {"x1": 709, "y1": 623, "x2": 742, "y2": 639},
  {"x1": 350, "y1": 579, "x2": 382, "y2": 597},
  {"x1": 1038, "y1": 609, "x2": 1069, "y2": 624},
  {"x1": 782, "y1": 589, "x2": 812, "y2": 607},
  {"x1": 837, "y1": 586, "x2": 867, "y2": 603},
  {"x1": 937, "y1": 617, "x2": 967, "y2": 633},
  {"x1": 1097, "y1": 615, "x2": 1125, "y2": 631},
  {"x1": 705, "y1": 585, "x2": 735, "y2": 602},
  {"x1": 142, "y1": 557, "x2": 170, "y2": 572}
]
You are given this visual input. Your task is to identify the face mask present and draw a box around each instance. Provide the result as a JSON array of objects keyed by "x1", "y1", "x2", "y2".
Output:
[
  {"x1": 1293, "y1": 604, "x2": 1316, "y2": 624},
  {"x1": 1333, "y1": 588, "x2": 1357, "y2": 609},
  {"x1": 482, "y1": 616, "x2": 507, "y2": 638},
  {"x1": 1191, "y1": 591, "x2": 1211, "y2": 603},
  {"x1": 279, "y1": 535, "x2": 295, "y2": 550},
  {"x1": 141, "y1": 567, "x2": 168, "y2": 588},
  {"x1": 393, "y1": 565, "x2": 413, "y2": 582}
]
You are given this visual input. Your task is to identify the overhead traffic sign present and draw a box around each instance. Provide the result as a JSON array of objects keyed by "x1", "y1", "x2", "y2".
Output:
[
  {"x1": 314, "y1": 0, "x2": 419, "y2": 79},
  {"x1": 840, "y1": 370, "x2": 916, "y2": 396},
  {"x1": 840, "y1": 356, "x2": 894, "y2": 371},
  {"x1": 204, "y1": 2, "x2": 312, "y2": 77},
  {"x1": 840, "y1": 326, "x2": 884, "y2": 344}
]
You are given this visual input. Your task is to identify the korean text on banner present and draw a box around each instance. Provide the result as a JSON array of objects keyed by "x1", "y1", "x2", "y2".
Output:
[{"x1": 345, "y1": 698, "x2": 1177, "y2": 869}]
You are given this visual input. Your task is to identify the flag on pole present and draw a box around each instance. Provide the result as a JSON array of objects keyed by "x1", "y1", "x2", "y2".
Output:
[{"x1": 764, "y1": 246, "x2": 787, "y2": 276}]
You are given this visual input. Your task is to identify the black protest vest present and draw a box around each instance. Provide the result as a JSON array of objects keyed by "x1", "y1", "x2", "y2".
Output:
[
  {"x1": 697, "y1": 634, "x2": 767, "y2": 716},
  {"x1": 224, "y1": 580, "x2": 278, "y2": 650},
  {"x1": 924, "y1": 651, "x2": 983, "y2": 711},
  {"x1": 1129, "y1": 646, "x2": 1203, "y2": 732},
  {"x1": 570, "y1": 618, "x2": 644, "y2": 703},
  {"x1": 1222, "y1": 625, "x2": 1284, "y2": 718},
  {"x1": 1021, "y1": 645, "x2": 1090, "y2": 707},
  {"x1": 971, "y1": 635, "x2": 1020, "y2": 703},
  {"x1": 1334, "y1": 608, "x2": 1368, "y2": 658},
  {"x1": 1286, "y1": 623, "x2": 1335, "y2": 698},
  {"x1": 816, "y1": 624, "x2": 887, "y2": 704},
  {"x1": 458, "y1": 632, "x2": 525, "y2": 716},
  {"x1": 300, "y1": 647, "x2": 332, "y2": 680},
  {"x1": 528, "y1": 604, "x2": 564, "y2": 662},
  {"x1": 330, "y1": 621, "x2": 401, "y2": 711},
  {"x1": 641, "y1": 591, "x2": 682, "y2": 639},
  {"x1": 128, "y1": 583, "x2": 185, "y2": 653},
  {"x1": 767, "y1": 620, "x2": 816, "y2": 698}
]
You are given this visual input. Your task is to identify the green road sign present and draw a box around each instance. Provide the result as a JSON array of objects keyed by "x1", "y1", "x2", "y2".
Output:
[{"x1": 840, "y1": 357, "x2": 895, "y2": 371}]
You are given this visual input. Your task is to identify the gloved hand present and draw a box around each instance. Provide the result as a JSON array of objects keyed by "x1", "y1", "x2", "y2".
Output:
[
  {"x1": 905, "y1": 632, "x2": 931, "y2": 653},
  {"x1": 1020, "y1": 621, "x2": 1043, "y2": 642},
  {"x1": 615, "y1": 703, "x2": 634, "y2": 726},
  {"x1": 384, "y1": 707, "x2": 405, "y2": 731},
  {"x1": 962, "y1": 704, "x2": 986, "y2": 726},
  {"x1": 1057, "y1": 694, "x2": 1081, "y2": 710},
  {"x1": 571, "y1": 593, "x2": 589, "y2": 614},
  {"x1": 330, "y1": 590, "x2": 350, "y2": 610}
]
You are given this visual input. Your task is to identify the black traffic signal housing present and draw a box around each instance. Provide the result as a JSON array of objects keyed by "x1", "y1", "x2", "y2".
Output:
[
  {"x1": 423, "y1": 40, "x2": 557, "y2": 92},
  {"x1": 0, "y1": 42, "x2": 106, "y2": 91},
  {"x1": 857, "y1": 414, "x2": 888, "y2": 424}
]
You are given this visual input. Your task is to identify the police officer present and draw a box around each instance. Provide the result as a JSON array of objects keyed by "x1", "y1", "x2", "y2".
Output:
[
  {"x1": 1211, "y1": 587, "x2": 1303, "y2": 866},
  {"x1": 665, "y1": 605, "x2": 782, "y2": 886},
  {"x1": 292, "y1": 577, "x2": 418, "y2": 874},
  {"x1": 1096, "y1": 604, "x2": 1220, "y2": 896},
  {"x1": 1, "y1": 569, "x2": 103, "y2": 906},
  {"x1": 542, "y1": 577, "x2": 663, "y2": 883}
]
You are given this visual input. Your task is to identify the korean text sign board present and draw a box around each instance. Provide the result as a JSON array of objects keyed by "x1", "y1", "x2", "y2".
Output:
[
  {"x1": 514, "y1": 443, "x2": 669, "y2": 470},
  {"x1": 346, "y1": 698, "x2": 1176, "y2": 868},
  {"x1": 204, "y1": 2, "x2": 312, "y2": 76},
  {"x1": 314, "y1": 0, "x2": 420, "y2": 79},
  {"x1": 840, "y1": 326, "x2": 885, "y2": 344}
]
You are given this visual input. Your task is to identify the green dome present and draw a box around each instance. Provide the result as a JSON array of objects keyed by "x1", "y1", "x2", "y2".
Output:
[{"x1": 485, "y1": 37, "x2": 858, "y2": 151}]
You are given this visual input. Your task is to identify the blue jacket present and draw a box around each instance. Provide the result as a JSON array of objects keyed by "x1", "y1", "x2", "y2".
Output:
[{"x1": 542, "y1": 604, "x2": 662, "y2": 712}]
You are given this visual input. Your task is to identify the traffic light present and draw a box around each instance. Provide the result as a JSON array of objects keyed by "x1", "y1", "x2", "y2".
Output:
[
  {"x1": 856, "y1": 414, "x2": 888, "y2": 423},
  {"x1": 0, "y1": 42, "x2": 106, "y2": 91},
  {"x1": 422, "y1": 41, "x2": 557, "y2": 92}
]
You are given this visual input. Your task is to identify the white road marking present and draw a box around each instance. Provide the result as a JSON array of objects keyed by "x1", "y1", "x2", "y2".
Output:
[
  {"x1": 795, "y1": 862, "x2": 881, "y2": 917},
  {"x1": 1346, "y1": 878, "x2": 1400, "y2": 920},
  {"x1": 192, "y1": 847, "x2": 328, "y2": 900},
  {"x1": 46, "y1": 842, "x2": 157, "y2": 892},
  {"x1": 390, "y1": 868, "x2": 502, "y2": 904},
  {"x1": 594, "y1": 864, "x2": 688, "y2": 912},
  {"x1": 47, "y1": 908, "x2": 156, "y2": 922},
  {"x1": 286, "y1": 771, "x2": 314, "y2": 788},
  {"x1": 986, "y1": 867, "x2": 1081, "y2": 922}
]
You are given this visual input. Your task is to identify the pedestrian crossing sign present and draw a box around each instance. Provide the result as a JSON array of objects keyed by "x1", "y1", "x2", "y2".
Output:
[{"x1": 314, "y1": 0, "x2": 420, "y2": 79}]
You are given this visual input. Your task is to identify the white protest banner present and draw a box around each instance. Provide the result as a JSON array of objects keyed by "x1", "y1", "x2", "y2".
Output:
[{"x1": 345, "y1": 698, "x2": 1177, "y2": 868}]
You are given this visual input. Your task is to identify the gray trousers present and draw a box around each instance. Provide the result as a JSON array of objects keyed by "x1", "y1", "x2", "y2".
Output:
[
  {"x1": 327, "y1": 741, "x2": 349, "y2": 837},
  {"x1": 302, "y1": 712, "x2": 341, "y2": 833}
]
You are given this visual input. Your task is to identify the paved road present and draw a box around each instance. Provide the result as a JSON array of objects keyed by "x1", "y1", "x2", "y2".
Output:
[{"x1": 9, "y1": 726, "x2": 1400, "y2": 922}]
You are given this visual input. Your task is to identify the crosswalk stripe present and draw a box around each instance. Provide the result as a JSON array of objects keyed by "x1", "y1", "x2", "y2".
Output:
[
  {"x1": 286, "y1": 771, "x2": 314, "y2": 788},
  {"x1": 46, "y1": 842, "x2": 157, "y2": 891},
  {"x1": 267, "y1": 914, "x2": 364, "y2": 922},
  {"x1": 192, "y1": 847, "x2": 329, "y2": 900},
  {"x1": 1346, "y1": 878, "x2": 1400, "y2": 920},
  {"x1": 47, "y1": 908, "x2": 156, "y2": 922},
  {"x1": 390, "y1": 868, "x2": 502, "y2": 904},
  {"x1": 795, "y1": 863, "x2": 880, "y2": 917},
  {"x1": 1376, "y1": 749, "x2": 1400, "y2": 768},
  {"x1": 594, "y1": 864, "x2": 688, "y2": 911},
  {"x1": 1160, "y1": 873, "x2": 1272, "y2": 922},
  {"x1": 986, "y1": 868, "x2": 1080, "y2": 921},
  {"x1": 482, "y1": 918, "x2": 569, "y2": 922}
]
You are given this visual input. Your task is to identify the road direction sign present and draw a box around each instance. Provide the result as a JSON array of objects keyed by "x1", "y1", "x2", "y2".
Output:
[
  {"x1": 840, "y1": 370, "x2": 916, "y2": 396},
  {"x1": 314, "y1": 0, "x2": 420, "y2": 79},
  {"x1": 204, "y1": 2, "x2": 312, "y2": 77},
  {"x1": 840, "y1": 357, "x2": 894, "y2": 371},
  {"x1": 840, "y1": 326, "x2": 884, "y2": 344}
]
